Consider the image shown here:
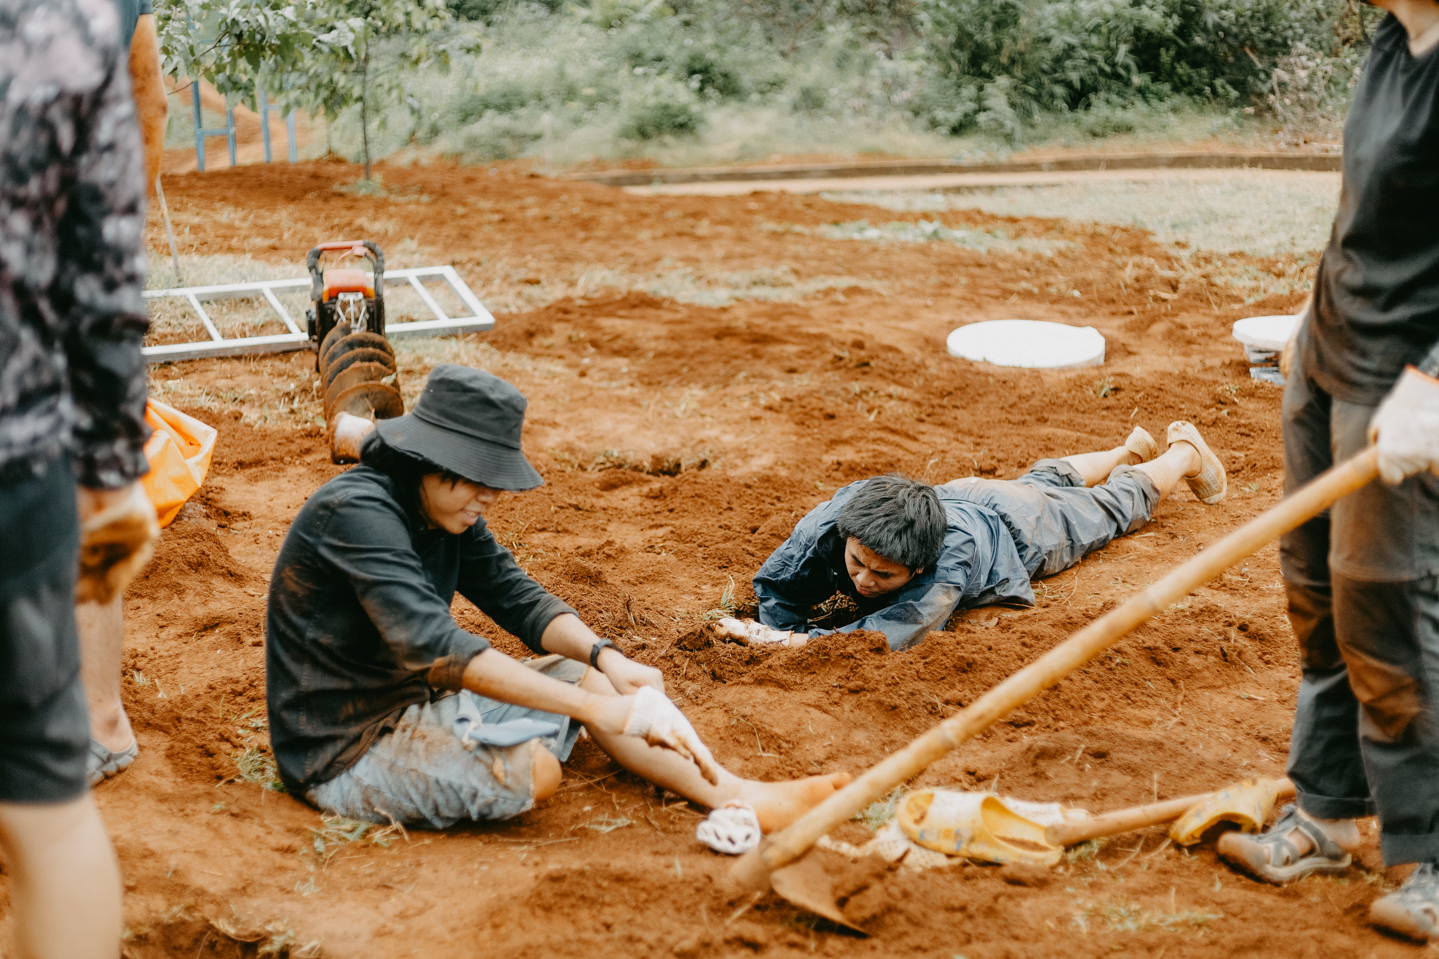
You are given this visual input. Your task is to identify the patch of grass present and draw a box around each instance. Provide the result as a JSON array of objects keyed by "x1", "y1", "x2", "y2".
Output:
[
  {"x1": 308, "y1": 814, "x2": 406, "y2": 867},
  {"x1": 1065, "y1": 837, "x2": 1107, "y2": 863},
  {"x1": 820, "y1": 219, "x2": 1070, "y2": 255},
  {"x1": 1071, "y1": 896, "x2": 1222, "y2": 934},
  {"x1": 233, "y1": 746, "x2": 286, "y2": 792},
  {"x1": 856, "y1": 787, "x2": 907, "y2": 831},
  {"x1": 702, "y1": 576, "x2": 738, "y2": 621},
  {"x1": 1092, "y1": 376, "x2": 1115, "y2": 399}
]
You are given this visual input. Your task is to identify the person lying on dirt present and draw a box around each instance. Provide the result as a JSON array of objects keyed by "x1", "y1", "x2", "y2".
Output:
[
  {"x1": 266, "y1": 365, "x2": 849, "y2": 832},
  {"x1": 715, "y1": 421, "x2": 1226, "y2": 653}
]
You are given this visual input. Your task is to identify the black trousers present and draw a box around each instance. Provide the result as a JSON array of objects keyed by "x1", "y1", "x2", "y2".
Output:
[{"x1": 1282, "y1": 352, "x2": 1439, "y2": 865}]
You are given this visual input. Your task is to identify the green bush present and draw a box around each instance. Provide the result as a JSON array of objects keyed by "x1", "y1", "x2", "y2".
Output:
[
  {"x1": 619, "y1": 75, "x2": 706, "y2": 139},
  {"x1": 916, "y1": 0, "x2": 1349, "y2": 135}
]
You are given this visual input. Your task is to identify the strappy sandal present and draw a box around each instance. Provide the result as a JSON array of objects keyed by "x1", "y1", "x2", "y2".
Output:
[
  {"x1": 1216, "y1": 804, "x2": 1352, "y2": 884},
  {"x1": 87, "y1": 737, "x2": 138, "y2": 786},
  {"x1": 1371, "y1": 861, "x2": 1439, "y2": 941}
]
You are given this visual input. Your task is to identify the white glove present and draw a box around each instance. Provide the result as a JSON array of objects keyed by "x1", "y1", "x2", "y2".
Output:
[
  {"x1": 1369, "y1": 367, "x2": 1439, "y2": 485},
  {"x1": 713, "y1": 617, "x2": 807, "y2": 647},
  {"x1": 624, "y1": 685, "x2": 722, "y2": 785},
  {"x1": 76, "y1": 482, "x2": 160, "y2": 604},
  {"x1": 695, "y1": 802, "x2": 761, "y2": 855}
]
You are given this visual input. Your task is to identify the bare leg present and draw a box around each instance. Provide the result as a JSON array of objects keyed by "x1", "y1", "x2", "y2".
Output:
[
  {"x1": 574, "y1": 669, "x2": 849, "y2": 832},
  {"x1": 1061, "y1": 445, "x2": 1141, "y2": 487},
  {"x1": 1132, "y1": 442, "x2": 1201, "y2": 501},
  {"x1": 0, "y1": 796, "x2": 122, "y2": 959},
  {"x1": 76, "y1": 597, "x2": 133, "y2": 753}
]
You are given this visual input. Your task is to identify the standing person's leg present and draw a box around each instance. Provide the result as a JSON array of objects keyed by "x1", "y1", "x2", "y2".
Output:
[
  {"x1": 77, "y1": 596, "x2": 137, "y2": 782},
  {"x1": 0, "y1": 497, "x2": 123, "y2": 959},
  {"x1": 0, "y1": 798, "x2": 123, "y2": 959},
  {"x1": 1218, "y1": 362, "x2": 1367, "y2": 882}
]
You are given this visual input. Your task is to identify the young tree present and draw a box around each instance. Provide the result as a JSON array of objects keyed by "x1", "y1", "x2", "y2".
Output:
[{"x1": 156, "y1": 0, "x2": 473, "y2": 179}]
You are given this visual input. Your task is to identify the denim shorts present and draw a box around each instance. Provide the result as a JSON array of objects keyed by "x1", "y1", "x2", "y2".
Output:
[{"x1": 307, "y1": 655, "x2": 588, "y2": 829}]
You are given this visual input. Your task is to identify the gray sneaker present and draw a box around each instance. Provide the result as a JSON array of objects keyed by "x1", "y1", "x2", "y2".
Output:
[
  {"x1": 1216, "y1": 804, "x2": 1352, "y2": 884},
  {"x1": 1371, "y1": 862, "x2": 1439, "y2": 941}
]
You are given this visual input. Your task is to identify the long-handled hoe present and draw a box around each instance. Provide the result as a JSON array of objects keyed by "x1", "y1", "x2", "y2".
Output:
[{"x1": 731, "y1": 447, "x2": 1381, "y2": 928}]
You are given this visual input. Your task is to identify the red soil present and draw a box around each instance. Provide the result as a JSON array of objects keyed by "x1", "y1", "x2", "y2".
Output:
[{"x1": 4, "y1": 159, "x2": 1417, "y2": 958}]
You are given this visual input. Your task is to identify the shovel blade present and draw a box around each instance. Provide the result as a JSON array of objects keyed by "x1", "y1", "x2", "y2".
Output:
[{"x1": 768, "y1": 850, "x2": 868, "y2": 935}]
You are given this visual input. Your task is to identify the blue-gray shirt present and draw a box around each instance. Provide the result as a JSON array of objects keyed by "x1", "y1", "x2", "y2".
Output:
[
  {"x1": 265, "y1": 464, "x2": 575, "y2": 793},
  {"x1": 753, "y1": 480, "x2": 1033, "y2": 651}
]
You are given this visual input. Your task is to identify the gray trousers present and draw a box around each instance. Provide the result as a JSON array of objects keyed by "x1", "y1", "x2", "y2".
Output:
[
  {"x1": 944, "y1": 459, "x2": 1160, "y2": 580},
  {"x1": 1282, "y1": 356, "x2": 1439, "y2": 865}
]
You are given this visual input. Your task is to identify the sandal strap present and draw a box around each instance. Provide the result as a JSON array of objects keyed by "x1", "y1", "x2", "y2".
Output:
[{"x1": 1257, "y1": 805, "x2": 1347, "y2": 867}]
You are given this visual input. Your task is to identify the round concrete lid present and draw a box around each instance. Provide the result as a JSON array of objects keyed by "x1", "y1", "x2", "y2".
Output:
[
  {"x1": 946, "y1": 319, "x2": 1106, "y2": 370},
  {"x1": 1232, "y1": 314, "x2": 1300, "y2": 352}
]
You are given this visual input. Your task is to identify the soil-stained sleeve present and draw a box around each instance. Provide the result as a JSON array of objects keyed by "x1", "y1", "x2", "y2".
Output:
[
  {"x1": 312, "y1": 488, "x2": 491, "y2": 683},
  {"x1": 455, "y1": 523, "x2": 576, "y2": 656},
  {"x1": 815, "y1": 582, "x2": 965, "y2": 652},
  {"x1": 59, "y1": 16, "x2": 151, "y2": 490},
  {"x1": 753, "y1": 499, "x2": 844, "y2": 631}
]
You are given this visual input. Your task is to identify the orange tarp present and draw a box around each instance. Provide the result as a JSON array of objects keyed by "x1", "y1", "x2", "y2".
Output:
[{"x1": 141, "y1": 399, "x2": 217, "y2": 527}]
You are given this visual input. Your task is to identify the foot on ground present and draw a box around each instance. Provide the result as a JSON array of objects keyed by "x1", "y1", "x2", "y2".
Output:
[
  {"x1": 1125, "y1": 426, "x2": 1159, "y2": 463},
  {"x1": 87, "y1": 737, "x2": 138, "y2": 787},
  {"x1": 735, "y1": 772, "x2": 852, "y2": 833},
  {"x1": 1167, "y1": 420, "x2": 1227, "y2": 504},
  {"x1": 1216, "y1": 804, "x2": 1354, "y2": 884},
  {"x1": 1371, "y1": 861, "x2": 1439, "y2": 941}
]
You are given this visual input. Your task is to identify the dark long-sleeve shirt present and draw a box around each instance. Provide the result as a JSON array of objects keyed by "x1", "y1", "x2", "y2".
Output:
[
  {"x1": 265, "y1": 465, "x2": 576, "y2": 793},
  {"x1": 753, "y1": 480, "x2": 1033, "y2": 651}
]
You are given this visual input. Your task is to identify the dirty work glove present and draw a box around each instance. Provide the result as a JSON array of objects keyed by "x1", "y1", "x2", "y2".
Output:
[
  {"x1": 1369, "y1": 367, "x2": 1439, "y2": 485},
  {"x1": 624, "y1": 685, "x2": 722, "y2": 785},
  {"x1": 76, "y1": 483, "x2": 160, "y2": 604},
  {"x1": 714, "y1": 617, "x2": 806, "y2": 647}
]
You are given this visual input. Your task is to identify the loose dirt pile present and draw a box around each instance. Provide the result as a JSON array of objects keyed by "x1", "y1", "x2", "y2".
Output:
[{"x1": 4, "y1": 159, "x2": 1416, "y2": 958}]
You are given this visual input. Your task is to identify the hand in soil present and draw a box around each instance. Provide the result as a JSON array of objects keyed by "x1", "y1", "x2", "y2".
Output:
[
  {"x1": 731, "y1": 771, "x2": 853, "y2": 833},
  {"x1": 715, "y1": 617, "x2": 808, "y2": 647}
]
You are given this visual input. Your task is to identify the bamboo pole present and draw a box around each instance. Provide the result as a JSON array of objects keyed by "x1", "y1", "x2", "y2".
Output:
[{"x1": 732, "y1": 447, "x2": 1380, "y2": 891}]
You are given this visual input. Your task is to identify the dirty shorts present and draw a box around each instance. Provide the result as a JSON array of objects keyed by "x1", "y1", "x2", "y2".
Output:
[
  {"x1": 942, "y1": 458, "x2": 1159, "y2": 579},
  {"x1": 307, "y1": 655, "x2": 588, "y2": 829}
]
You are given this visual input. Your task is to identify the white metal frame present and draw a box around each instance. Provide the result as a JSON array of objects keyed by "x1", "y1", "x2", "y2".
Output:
[{"x1": 142, "y1": 266, "x2": 496, "y2": 363}]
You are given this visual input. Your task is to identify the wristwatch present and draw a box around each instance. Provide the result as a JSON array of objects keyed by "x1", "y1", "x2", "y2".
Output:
[{"x1": 589, "y1": 638, "x2": 620, "y2": 668}]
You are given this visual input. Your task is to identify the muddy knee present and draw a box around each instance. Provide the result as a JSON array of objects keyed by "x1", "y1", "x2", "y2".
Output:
[
  {"x1": 531, "y1": 741, "x2": 561, "y2": 802},
  {"x1": 1347, "y1": 649, "x2": 1423, "y2": 742}
]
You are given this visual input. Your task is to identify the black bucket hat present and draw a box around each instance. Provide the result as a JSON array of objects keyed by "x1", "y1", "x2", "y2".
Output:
[{"x1": 374, "y1": 365, "x2": 543, "y2": 490}]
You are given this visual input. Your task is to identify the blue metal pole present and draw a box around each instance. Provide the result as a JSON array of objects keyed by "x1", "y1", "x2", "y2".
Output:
[
  {"x1": 192, "y1": 81, "x2": 205, "y2": 172},
  {"x1": 286, "y1": 109, "x2": 297, "y2": 163},
  {"x1": 259, "y1": 87, "x2": 272, "y2": 163},
  {"x1": 226, "y1": 108, "x2": 236, "y2": 167}
]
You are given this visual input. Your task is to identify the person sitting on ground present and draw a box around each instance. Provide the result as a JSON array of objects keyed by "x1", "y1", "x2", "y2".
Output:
[
  {"x1": 715, "y1": 422, "x2": 1226, "y2": 652},
  {"x1": 266, "y1": 365, "x2": 849, "y2": 832}
]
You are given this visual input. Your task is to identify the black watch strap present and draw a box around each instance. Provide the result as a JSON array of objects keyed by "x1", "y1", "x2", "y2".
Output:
[{"x1": 589, "y1": 638, "x2": 619, "y2": 668}]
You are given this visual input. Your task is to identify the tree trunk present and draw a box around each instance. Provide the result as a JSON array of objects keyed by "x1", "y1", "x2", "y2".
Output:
[{"x1": 360, "y1": 32, "x2": 372, "y2": 181}]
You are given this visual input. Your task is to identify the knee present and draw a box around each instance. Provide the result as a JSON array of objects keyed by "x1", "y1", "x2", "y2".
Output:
[
  {"x1": 530, "y1": 741, "x2": 561, "y2": 802},
  {"x1": 1345, "y1": 648, "x2": 1423, "y2": 743}
]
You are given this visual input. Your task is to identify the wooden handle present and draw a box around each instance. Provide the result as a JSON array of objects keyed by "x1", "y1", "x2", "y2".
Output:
[
  {"x1": 1044, "y1": 778, "x2": 1295, "y2": 847},
  {"x1": 732, "y1": 447, "x2": 1379, "y2": 890}
]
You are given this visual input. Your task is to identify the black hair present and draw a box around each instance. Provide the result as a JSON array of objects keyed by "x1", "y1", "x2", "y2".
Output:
[
  {"x1": 834, "y1": 474, "x2": 946, "y2": 572},
  {"x1": 359, "y1": 431, "x2": 470, "y2": 488}
]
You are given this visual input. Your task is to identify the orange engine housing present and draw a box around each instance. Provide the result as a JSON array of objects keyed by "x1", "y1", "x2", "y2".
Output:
[{"x1": 322, "y1": 268, "x2": 375, "y2": 301}]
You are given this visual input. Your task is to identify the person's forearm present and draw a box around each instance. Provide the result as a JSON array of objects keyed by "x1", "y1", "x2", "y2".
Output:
[
  {"x1": 460, "y1": 648, "x2": 613, "y2": 725},
  {"x1": 539, "y1": 612, "x2": 608, "y2": 663},
  {"x1": 128, "y1": 14, "x2": 167, "y2": 192}
]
